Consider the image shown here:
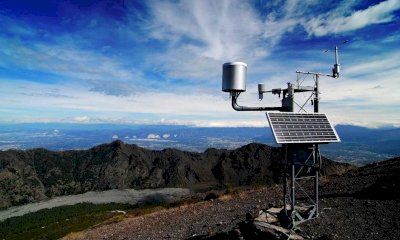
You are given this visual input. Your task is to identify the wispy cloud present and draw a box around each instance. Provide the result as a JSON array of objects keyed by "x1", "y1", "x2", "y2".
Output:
[
  {"x1": 0, "y1": 36, "x2": 144, "y2": 96},
  {"x1": 304, "y1": 0, "x2": 400, "y2": 36},
  {"x1": 344, "y1": 50, "x2": 400, "y2": 77},
  {"x1": 144, "y1": 0, "x2": 315, "y2": 81},
  {"x1": 146, "y1": 0, "x2": 266, "y2": 80}
]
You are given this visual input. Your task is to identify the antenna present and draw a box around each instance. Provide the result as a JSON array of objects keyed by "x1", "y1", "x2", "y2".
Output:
[{"x1": 324, "y1": 40, "x2": 349, "y2": 78}]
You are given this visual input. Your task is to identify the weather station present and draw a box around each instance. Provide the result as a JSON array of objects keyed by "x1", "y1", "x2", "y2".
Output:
[{"x1": 222, "y1": 44, "x2": 345, "y2": 228}]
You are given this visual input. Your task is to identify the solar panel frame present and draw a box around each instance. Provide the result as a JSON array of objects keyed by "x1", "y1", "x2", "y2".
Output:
[{"x1": 266, "y1": 112, "x2": 341, "y2": 144}]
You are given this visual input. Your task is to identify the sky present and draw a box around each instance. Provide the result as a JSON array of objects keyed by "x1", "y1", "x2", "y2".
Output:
[{"x1": 0, "y1": 0, "x2": 399, "y2": 128}]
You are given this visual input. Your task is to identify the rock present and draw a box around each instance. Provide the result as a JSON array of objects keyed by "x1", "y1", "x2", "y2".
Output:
[
  {"x1": 252, "y1": 221, "x2": 304, "y2": 240},
  {"x1": 255, "y1": 210, "x2": 279, "y2": 223},
  {"x1": 204, "y1": 193, "x2": 218, "y2": 201}
]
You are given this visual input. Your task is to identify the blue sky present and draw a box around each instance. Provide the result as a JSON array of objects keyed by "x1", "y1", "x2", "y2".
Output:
[{"x1": 0, "y1": 0, "x2": 399, "y2": 127}]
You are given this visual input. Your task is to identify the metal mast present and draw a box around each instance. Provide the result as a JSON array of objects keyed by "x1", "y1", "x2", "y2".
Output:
[{"x1": 285, "y1": 44, "x2": 342, "y2": 226}]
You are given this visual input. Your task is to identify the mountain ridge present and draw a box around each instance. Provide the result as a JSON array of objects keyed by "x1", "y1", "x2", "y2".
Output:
[{"x1": 0, "y1": 141, "x2": 353, "y2": 209}]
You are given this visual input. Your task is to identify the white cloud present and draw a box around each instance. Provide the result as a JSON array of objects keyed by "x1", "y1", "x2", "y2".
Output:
[
  {"x1": 344, "y1": 50, "x2": 400, "y2": 76},
  {"x1": 162, "y1": 134, "x2": 170, "y2": 139},
  {"x1": 148, "y1": 0, "x2": 264, "y2": 59},
  {"x1": 2, "y1": 71, "x2": 399, "y2": 128},
  {"x1": 73, "y1": 116, "x2": 90, "y2": 122},
  {"x1": 147, "y1": 133, "x2": 160, "y2": 139},
  {"x1": 304, "y1": 0, "x2": 400, "y2": 36}
]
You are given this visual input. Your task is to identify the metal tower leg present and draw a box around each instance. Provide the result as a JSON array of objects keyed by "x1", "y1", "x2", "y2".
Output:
[
  {"x1": 315, "y1": 144, "x2": 321, "y2": 217},
  {"x1": 284, "y1": 144, "x2": 321, "y2": 228},
  {"x1": 291, "y1": 163, "x2": 296, "y2": 220}
]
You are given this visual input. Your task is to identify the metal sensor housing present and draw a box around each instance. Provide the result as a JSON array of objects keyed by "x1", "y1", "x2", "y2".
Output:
[{"x1": 222, "y1": 62, "x2": 247, "y2": 92}]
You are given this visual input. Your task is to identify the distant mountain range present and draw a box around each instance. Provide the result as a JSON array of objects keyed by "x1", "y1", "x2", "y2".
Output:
[
  {"x1": 0, "y1": 123, "x2": 398, "y2": 166},
  {"x1": 0, "y1": 141, "x2": 352, "y2": 209}
]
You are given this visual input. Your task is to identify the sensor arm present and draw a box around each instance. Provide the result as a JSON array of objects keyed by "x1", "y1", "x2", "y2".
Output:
[{"x1": 231, "y1": 94, "x2": 287, "y2": 111}]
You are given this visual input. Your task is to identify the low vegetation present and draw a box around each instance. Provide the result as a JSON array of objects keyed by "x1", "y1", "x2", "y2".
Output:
[{"x1": 0, "y1": 202, "x2": 136, "y2": 240}]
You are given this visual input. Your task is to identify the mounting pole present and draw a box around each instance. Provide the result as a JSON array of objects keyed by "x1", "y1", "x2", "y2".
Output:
[
  {"x1": 314, "y1": 74, "x2": 320, "y2": 217},
  {"x1": 314, "y1": 75, "x2": 319, "y2": 113}
]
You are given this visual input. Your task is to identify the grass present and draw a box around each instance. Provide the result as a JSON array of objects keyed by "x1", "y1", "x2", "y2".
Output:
[
  {"x1": 0, "y1": 202, "x2": 135, "y2": 240},
  {"x1": 0, "y1": 197, "x2": 204, "y2": 240}
]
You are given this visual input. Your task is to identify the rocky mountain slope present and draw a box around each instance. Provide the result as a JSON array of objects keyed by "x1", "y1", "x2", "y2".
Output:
[
  {"x1": 0, "y1": 141, "x2": 352, "y2": 208},
  {"x1": 65, "y1": 156, "x2": 400, "y2": 240}
]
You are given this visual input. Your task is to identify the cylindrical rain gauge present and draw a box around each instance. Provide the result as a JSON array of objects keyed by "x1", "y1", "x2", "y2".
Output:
[{"x1": 222, "y1": 62, "x2": 247, "y2": 92}]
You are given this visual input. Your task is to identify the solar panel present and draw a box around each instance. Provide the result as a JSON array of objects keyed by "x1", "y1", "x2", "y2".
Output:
[{"x1": 266, "y1": 112, "x2": 340, "y2": 144}]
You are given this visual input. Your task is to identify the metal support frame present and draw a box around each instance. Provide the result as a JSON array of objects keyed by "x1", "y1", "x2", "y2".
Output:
[
  {"x1": 282, "y1": 71, "x2": 325, "y2": 227},
  {"x1": 283, "y1": 143, "x2": 322, "y2": 227}
]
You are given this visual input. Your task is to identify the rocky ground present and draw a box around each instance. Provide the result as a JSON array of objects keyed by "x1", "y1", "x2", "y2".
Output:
[
  {"x1": 64, "y1": 186, "x2": 280, "y2": 240},
  {"x1": 300, "y1": 197, "x2": 400, "y2": 239},
  {"x1": 64, "y1": 157, "x2": 400, "y2": 240}
]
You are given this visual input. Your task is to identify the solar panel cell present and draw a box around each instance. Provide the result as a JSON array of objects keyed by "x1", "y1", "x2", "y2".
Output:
[{"x1": 266, "y1": 112, "x2": 340, "y2": 144}]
